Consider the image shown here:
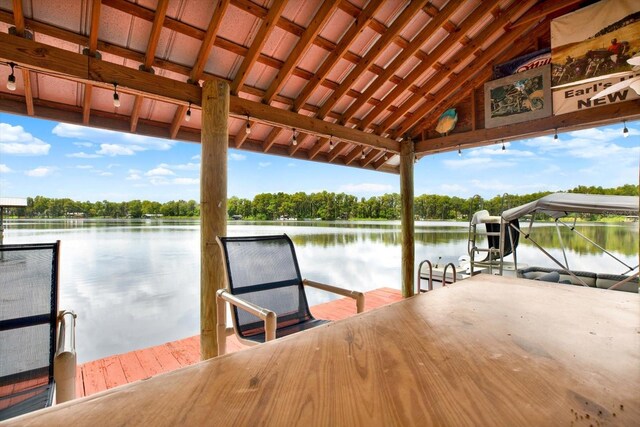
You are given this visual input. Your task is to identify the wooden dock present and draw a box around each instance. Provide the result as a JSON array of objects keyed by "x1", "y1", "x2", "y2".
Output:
[{"x1": 75, "y1": 287, "x2": 402, "y2": 398}]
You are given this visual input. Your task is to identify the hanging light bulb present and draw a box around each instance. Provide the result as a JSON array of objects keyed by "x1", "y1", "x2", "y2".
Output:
[
  {"x1": 623, "y1": 120, "x2": 629, "y2": 138},
  {"x1": 361, "y1": 148, "x2": 365, "y2": 160},
  {"x1": 328, "y1": 136, "x2": 334, "y2": 151},
  {"x1": 501, "y1": 140, "x2": 506, "y2": 151},
  {"x1": 458, "y1": 146, "x2": 462, "y2": 157},
  {"x1": 292, "y1": 128, "x2": 297, "y2": 146},
  {"x1": 383, "y1": 150, "x2": 388, "y2": 161},
  {"x1": 112, "y1": 83, "x2": 120, "y2": 108},
  {"x1": 6, "y1": 62, "x2": 16, "y2": 91},
  {"x1": 554, "y1": 128, "x2": 558, "y2": 140},
  {"x1": 245, "y1": 114, "x2": 251, "y2": 135},
  {"x1": 185, "y1": 102, "x2": 192, "y2": 122}
]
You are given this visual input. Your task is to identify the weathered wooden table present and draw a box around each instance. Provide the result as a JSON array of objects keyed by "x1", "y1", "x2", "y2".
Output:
[{"x1": 5, "y1": 275, "x2": 639, "y2": 426}]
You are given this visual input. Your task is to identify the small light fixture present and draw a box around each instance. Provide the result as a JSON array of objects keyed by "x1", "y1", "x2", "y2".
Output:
[
  {"x1": 245, "y1": 114, "x2": 251, "y2": 135},
  {"x1": 458, "y1": 146, "x2": 462, "y2": 157},
  {"x1": 501, "y1": 140, "x2": 506, "y2": 151},
  {"x1": 383, "y1": 150, "x2": 388, "y2": 161},
  {"x1": 112, "y1": 83, "x2": 120, "y2": 108},
  {"x1": 185, "y1": 102, "x2": 192, "y2": 122},
  {"x1": 328, "y1": 136, "x2": 334, "y2": 151},
  {"x1": 6, "y1": 62, "x2": 16, "y2": 91},
  {"x1": 623, "y1": 120, "x2": 629, "y2": 138},
  {"x1": 361, "y1": 148, "x2": 366, "y2": 160},
  {"x1": 292, "y1": 128, "x2": 297, "y2": 146},
  {"x1": 553, "y1": 128, "x2": 558, "y2": 140}
]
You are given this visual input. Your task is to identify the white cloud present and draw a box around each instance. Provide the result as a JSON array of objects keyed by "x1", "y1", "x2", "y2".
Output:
[
  {"x1": 191, "y1": 154, "x2": 201, "y2": 161},
  {"x1": 468, "y1": 144, "x2": 535, "y2": 158},
  {"x1": 107, "y1": 163, "x2": 120, "y2": 169},
  {"x1": 0, "y1": 123, "x2": 51, "y2": 155},
  {"x1": 126, "y1": 169, "x2": 142, "y2": 180},
  {"x1": 145, "y1": 166, "x2": 175, "y2": 177},
  {"x1": 159, "y1": 162, "x2": 200, "y2": 171},
  {"x1": 258, "y1": 162, "x2": 271, "y2": 168},
  {"x1": 338, "y1": 183, "x2": 394, "y2": 194},
  {"x1": 97, "y1": 144, "x2": 135, "y2": 156},
  {"x1": 229, "y1": 153, "x2": 246, "y2": 161},
  {"x1": 0, "y1": 164, "x2": 12, "y2": 173},
  {"x1": 173, "y1": 178, "x2": 199, "y2": 185},
  {"x1": 440, "y1": 183, "x2": 465, "y2": 193},
  {"x1": 73, "y1": 142, "x2": 93, "y2": 148},
  {"x1": 66, "y1": 152, "x2": 102, "y2": 159},
  {"x1": 442, "y1": 157, "x2": 515, "y2": 169},
  {"x1": 53, "y1": 123, "x2": 174, "y2": 152},
  {"x1": 25, "y1": 166, "x2": 56, "y2": 177},
  {"x1": 99, "y1": 172, "x2": 113, "y2": 176},
  {"x1": 76, "y1": 165, "x2": 93, "y2": 169}
]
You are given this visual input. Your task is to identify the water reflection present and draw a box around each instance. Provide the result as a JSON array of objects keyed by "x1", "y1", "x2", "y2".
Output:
[{"x1": 3, "y1": 219, "x2": 637, "y2": 363}]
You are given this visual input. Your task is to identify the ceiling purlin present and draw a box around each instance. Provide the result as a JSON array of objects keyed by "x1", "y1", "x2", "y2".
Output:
[
  {"x1": 380, "y1": 0, "x2": 532, "y2": 139},
  {"x1": 344, "y1": 145, "x2": 364, "y2": 165},
  {"x1": 507, "y1": 0, "x2": 584, "y2": 29},
  {"x1": 315, "y1": 0, "x2": 430, "y2": 121},
  {"x1": 130, "y1": 0, "x2": 170, "y2": 133},
  {"x1": 338, "y1": 0, "x2": 466, "y2": 126},
  {"x1": 12, "y1": 0, "x2": 34, "y2": 116},
  {"x1": 230, "y1": 0, "x2": 288, "y2": 94},
  {"x1": 411, "y1": 17, "x2": 552, "y2": 142},
  {"x1": 357, "y1": 0, "x2": 500, "y2": 134},
  {"x1": 169, "y1": 0, "x2": 231, "y2": 139}
]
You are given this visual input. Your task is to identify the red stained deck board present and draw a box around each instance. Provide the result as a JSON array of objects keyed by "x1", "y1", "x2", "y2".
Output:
[{"x1": 78, "y1": 288, "x2": 401, "y2": 398}]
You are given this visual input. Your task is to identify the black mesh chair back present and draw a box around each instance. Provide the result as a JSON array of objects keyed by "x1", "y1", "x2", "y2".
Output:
[
  {"x1": 218, "y1": 235, "x2": 326, "y2": 343},
  {"x1": 0, "y1": 242, "x2": 59, "y2": 421}
]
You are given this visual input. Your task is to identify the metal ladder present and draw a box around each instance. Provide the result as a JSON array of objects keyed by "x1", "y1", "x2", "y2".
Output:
[{"x1": 416, "y1": 259, "x2": 457, "y2": 293}]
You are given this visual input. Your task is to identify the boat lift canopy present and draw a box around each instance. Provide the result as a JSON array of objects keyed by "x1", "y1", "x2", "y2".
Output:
[
  {"x1": 499, "y1": 193, "x2": 639, "y2": 290},
  {"x1": 501, "y1": 193, "x2": 639, "y2": 221}
]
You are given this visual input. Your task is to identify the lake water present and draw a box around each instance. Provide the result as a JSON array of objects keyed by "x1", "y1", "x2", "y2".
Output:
[{"x1": 3, "y1": 219, "x2": 638, "y2": 363}]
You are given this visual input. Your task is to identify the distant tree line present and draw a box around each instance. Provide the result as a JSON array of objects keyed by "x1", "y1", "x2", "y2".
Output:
[{"x1": 7, "y1": 184, "x2": 636, "y2": 220}]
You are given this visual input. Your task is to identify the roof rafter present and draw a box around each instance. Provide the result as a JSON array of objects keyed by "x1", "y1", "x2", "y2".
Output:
[
  {"x1": 508, "y1": 0, "x2": 584, "y2": 29},
  {"x1": 230, "y1": 0, "x2": 288, "y2": 94},
  {"x1": 357, "y1": 0, "x2": 501, "y2": 133},
  {"x1": 130, "y1": 0, "x2": 169, "y2": 133},
  {"x1": 263, "y1": 0, "x2": 340, "y2": 104},
  {"x1": 338, "y1": 0, "x2": 466, "y2": 125},
  {"x1": 315, "y1": 0, "x2": 430, "y2": 120},
  {"x1": 380, "y1": 0, "x2": 533, "y2": 138},
  {"x1": 292, "y1": 0, "x2": 384, "y2": 112}
]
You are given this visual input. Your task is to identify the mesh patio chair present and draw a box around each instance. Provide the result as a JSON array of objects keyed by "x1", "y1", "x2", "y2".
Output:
[
  {"x1": 0, "y1": 242, "x2": 77, "y2": 421},
  {"x1": 216, "y1": 234, "x2": 364, "y2": 355}
]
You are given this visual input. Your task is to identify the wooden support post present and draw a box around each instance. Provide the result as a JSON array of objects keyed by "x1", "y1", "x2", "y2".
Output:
[
  {"x1": 200, "y1": 79, "x2": 229, "y2": 360},
  {"x1": 400, "y1": 140, "x2": 415, "y2": 298}
]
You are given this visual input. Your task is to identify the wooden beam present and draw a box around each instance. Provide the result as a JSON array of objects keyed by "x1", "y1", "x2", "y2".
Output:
[
  {"x1": 168, "y1": 0, "x2": 230, "y2": 138},
  {"x1": 400, "y1": 140, "x2": 415, "y2": 298},
  {"x1": 12, "y1": 0, "x2": 34, "y2": 116},
  {"x1": 357, "y1": 1, "x2": 498, "y2": 131},
  {"x1": 232, "y1": 96, "x2": 400, "y2": 152},
  {"x1": 344, "y1": 146, "x2": 364, "y2": 166},
  {"x1": 262, "y1": 128, "x2": 283, "y2": 152},
  {"x1": 338, "y1": 0, "x2": 466, "y2": 124},
  {"x1": 308, "y1": 137, "x2": 328, "y2": 160},
  {"x1": 293, "y1": 1, "x2": 383, "y2": 112},
  {"x1": 82, "y1": 0, "x2": 102, "y2": 124},
  {"x1": 383, "y1": 1, "x2": 532, "y2": 137},
  {"x1": 130, "y1": 0, "x2": 169, "y2": 132},
  {"x1": 508, "y1": 0, "x2": 583, "y2": 29},
  {"x1": 263, "y1": 0, "x2": 340, "y2": 104},
  {"x1": 231, "y1": 0, "x2": 287, "y2": 94},
  {"x1": 200, "y1": 79, "x2": 229, "y2": 360},
  {"x1": 316, "y1": 0, "x2": 429, "y2": 120},
  {"x1": 234, "y1": 120, "x2": 252, "y2": 148},
  {"x1": 415, "y1": 100, "x2": 640, "y2": 154},
  {"x1": 0, "y1": 32, "x2": 399, "y2": 152},
  {"x1": 327, "y1": 141, "x2": 348, "y2": 162}
]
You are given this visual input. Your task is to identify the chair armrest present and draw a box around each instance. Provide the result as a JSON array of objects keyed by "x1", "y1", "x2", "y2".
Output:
[
  {"x1": 54, "y1": 310, "x2": 77, "y2": 404},
  {"x1": 216, "y1": 290, "x2": 277, "y2": 356},
  {"x1": 303, "y1": 279, "x2": 365, "y2": 313}
]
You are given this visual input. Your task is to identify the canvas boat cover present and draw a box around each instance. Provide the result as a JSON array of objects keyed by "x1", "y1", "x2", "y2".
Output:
[{"x1": 501, "y1": 193, "x2": 639, "y2": 221}]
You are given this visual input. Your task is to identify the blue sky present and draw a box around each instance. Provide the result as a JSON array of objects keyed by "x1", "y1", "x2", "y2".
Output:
[{"x1": 0, "y1": 113, "x2": 638, "y2": 202}]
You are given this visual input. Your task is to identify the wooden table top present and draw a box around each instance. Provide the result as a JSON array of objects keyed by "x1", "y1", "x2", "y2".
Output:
[{"x1": 5, "y1": 275, "x2": 639, "y2": 426}]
